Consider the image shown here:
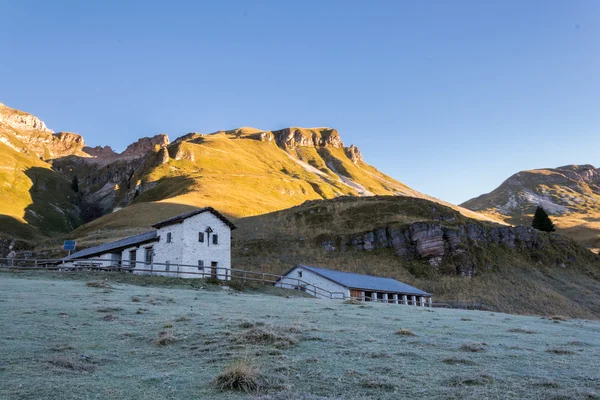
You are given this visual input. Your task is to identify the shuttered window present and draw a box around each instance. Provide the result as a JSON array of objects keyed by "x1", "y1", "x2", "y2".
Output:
[
  {"x1": 166, "y1": 232, "x2": 172, "y2": 243},
  {"x1": 198, "y1": 260, "x2": 204, "y2": 271},
  {"x1": 198, "y1": 232, "x2": 204, "y2": 243},
  {"x1": 212, "y1": 234, "x2": 218, "y2": 245},
  {"x1": 165, "y1": 261, "x2": 170, "y2": 271}
]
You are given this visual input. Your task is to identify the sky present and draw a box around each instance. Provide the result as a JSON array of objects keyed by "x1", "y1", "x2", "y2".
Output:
[{"x1": 1, "y1": 0, "x2": 599, "y2": 204}]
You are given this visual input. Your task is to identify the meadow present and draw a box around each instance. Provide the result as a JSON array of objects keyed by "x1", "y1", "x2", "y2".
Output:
[{"x1": 1, "y1": 271, "x2": 599, "y2": 399}]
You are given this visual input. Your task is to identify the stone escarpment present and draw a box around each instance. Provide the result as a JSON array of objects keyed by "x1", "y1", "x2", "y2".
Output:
[
  {"x1": 0, "y1": 102, "x2": 53, "y2": 133},
  {"x1": 322, "y1": 222, "x2": 576, "y2": 277},
  {"x1": 271, "y1": 128, "x2": 344, "y2": 149},
  {"x1": 121, "y1": 134, "x2": 170, "y2": 158}
]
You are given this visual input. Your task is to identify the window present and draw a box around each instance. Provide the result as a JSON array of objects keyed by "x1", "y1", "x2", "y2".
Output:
[
  {"x1": 129, "y1": 250, "x2": 137, "y2": 268},
  {"x1": 212, "y1": 234, "x2": 218, "y2": 245},
  {"x1": 198, "y1": 232, "x2": 204, "y2": 243},
  {"x1": 166, "y1": 232, "x2": 172, "y2": 243},
  {"x1": 144, "y1": 247, "x2": 153, "y2": 265},
  {"x1": 298, "y1": 271, "x2": 303, "y2": 278},
  {"x1": 165, "y1": 261, "x2": 170, "y2": 271},
  {"x1": 198, "y1": 260, "x2": 204, "y2": 271}
]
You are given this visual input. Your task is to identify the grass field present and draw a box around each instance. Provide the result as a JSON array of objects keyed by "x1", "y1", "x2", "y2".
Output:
[{"x1": 1, "y1": 272, "x2": 599, "y2": 399}]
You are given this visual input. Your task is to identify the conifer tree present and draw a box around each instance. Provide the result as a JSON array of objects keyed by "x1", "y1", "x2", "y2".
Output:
[
  {"x1": 531, "y1": 206, "x2": 555, "y2": 232},
  {"x1": 71, "y1": 176, "x2": 79, "y2": 192}
]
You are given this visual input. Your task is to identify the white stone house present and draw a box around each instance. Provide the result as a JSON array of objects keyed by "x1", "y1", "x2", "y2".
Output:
[
  {"x1": 276, "y1": 264, "x2": 432, "y2": 305},
  {"x1": 63, "y1": 207, "x2": 236, "y2": 279}
]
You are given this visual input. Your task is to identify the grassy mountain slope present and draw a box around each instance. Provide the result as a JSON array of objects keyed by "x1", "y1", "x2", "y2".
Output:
[
  {"x1": 461, "y1": 165, "x2": 600, "y2": 251},
  {"x1": 232, "y1": 196, "x2": 600, "y2": 319},
  {"x1": 0, "y1": 126, "x2": 80, "y2": 242},
  {"x1": 54, "y1": 128, "x2": 498, "y2": 247}
]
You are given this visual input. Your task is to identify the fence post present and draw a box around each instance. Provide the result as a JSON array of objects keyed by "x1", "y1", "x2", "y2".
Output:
[
  {"x1": 243, "y1": 271, "x2": 247, "y2": 283},
  {"x1": 177, "y1": 263, "x2": 180, "y2": 278}
]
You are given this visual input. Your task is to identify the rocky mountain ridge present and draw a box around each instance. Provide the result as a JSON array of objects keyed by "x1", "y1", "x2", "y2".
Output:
[{"x1": 462, "y1": 164, "x2": 600, "y2": 249}]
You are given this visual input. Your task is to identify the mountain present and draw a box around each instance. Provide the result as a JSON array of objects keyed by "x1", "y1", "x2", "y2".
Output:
[
  {"x1": 461, "y1": 165, "x2": 600, "y2": 250},
  {"x1": 0, "y1": 103, "x2": 82, "y2": 241},
  {"x1": 0, "y1": 102, "x2": 500, "y2": 248}
]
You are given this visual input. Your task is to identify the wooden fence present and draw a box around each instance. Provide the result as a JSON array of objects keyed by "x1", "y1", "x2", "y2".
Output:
[{"x1": 0, "y1": 257, "x2": 438, "y2": 307}]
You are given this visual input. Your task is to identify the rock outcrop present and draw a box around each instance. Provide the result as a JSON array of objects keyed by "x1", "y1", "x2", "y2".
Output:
[
  {"x1": 0, "y1": 102, "x2": 53, "y2": 133},
  {"x1": 345, "y1": 144, "x2": 363, "y2": 164},
  {"x1": 322, "y1": 221, "x2": 571, "y2": 277},
  {"x1": 83, "y1": 145, "x2": 118, "y2": 158},
  {"x1": 272, "y1": 128, "x2": 344, "y2": 149},
  {"x1": 121, "y1": 134, "x2": 170, "y2": 158}
]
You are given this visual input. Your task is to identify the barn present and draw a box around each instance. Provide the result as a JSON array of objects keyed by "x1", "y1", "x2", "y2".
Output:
[
  {"x1": 276, "y1": 264, "x2": 432, "y2": 305},
  {"x1": 62, "y1": 207, "x2": 236, "y2": 279}
]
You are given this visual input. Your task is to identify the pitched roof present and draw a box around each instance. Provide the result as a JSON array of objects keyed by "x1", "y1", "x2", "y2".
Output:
[
  {"x1": 152, "y1": 207, "x2": 237, "y2": 230},
  {"x1": 294, "y1": 264, "x2": 431, "y2": 296},
  {"x1": 63, "y1": 231, "x2": 158, "y2": 261}
]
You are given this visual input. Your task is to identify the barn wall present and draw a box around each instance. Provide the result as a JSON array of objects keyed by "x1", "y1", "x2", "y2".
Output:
[
  {"x1": 275, "y1": 266, "x2": 349, "y2": 299},
  {"x1": 121, "y1": 244, "x2": 153, "y2": 274}
]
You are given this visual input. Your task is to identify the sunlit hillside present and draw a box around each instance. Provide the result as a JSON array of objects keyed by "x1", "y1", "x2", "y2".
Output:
[{"x1": 462, "y1": 165, "x2": 600, "y2": 250}]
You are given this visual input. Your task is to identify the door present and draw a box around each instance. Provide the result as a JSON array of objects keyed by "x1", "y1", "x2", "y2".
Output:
[
  {"x1": 350, "y1": 289, "x2": 363, "y2": 299},
  {"x1": 211, "y1": 261, "x2": 218, "y2": 279}
]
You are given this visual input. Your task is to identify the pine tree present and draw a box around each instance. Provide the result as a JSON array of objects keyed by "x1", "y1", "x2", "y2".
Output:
[
  {"x1": 531, "y1": 206, "x2": 555, "y2": 232},
  {"x1": 71, "y1": 176, "x2": 79, "y2": 192}
]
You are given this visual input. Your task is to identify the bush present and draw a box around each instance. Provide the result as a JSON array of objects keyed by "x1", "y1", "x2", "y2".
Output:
[{"x1": 396, "y1": 329, "x2": 416, "y2": 337}]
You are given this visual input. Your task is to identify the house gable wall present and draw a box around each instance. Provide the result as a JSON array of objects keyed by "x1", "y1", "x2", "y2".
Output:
[{"x1": 276, "y1": 266, "x2": 349, "y2": 299}]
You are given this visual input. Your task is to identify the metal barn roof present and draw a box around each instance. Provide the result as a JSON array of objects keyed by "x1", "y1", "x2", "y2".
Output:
[
  {"x1": 296, "y1": 265, "x2": 431, "y2": 296},
  {"x1": 152, "y1": 207, "x2": 237, "y2": 230},
  {"x1": 63, "y1": 231, "x2": 158, "y2": 261}
]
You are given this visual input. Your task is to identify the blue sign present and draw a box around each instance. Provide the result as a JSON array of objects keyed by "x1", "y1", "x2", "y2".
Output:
[{"x1": 63, "y1": 240, "x2": 76, "y2": 251}]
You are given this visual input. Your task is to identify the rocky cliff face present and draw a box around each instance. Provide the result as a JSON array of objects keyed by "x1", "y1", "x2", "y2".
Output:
[
  {"x1": 272, "y1": 127, "x2": 344, "y2": 149},
  {"x1": 0, "y1": 102, "x2": 53, "y2": 133},
  {"x1": 121, "y1": 134, "x2": 170, "y2": 158},
  {"x1": 344, "y1": 145, "x2": 363, "y2": 164},
  {"x1": 322, "y1": 221, "x2": 576, "y2": 277}
]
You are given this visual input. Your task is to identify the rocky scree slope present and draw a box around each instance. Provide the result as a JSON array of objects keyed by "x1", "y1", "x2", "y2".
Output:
[{"x1": 461, "y1": 164, "x2": 600, "y2": 250}]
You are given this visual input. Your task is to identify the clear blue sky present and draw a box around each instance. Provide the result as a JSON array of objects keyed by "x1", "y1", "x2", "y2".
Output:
[{"x1": 2, "y1": 0, "x2": 599, "y2": 204}]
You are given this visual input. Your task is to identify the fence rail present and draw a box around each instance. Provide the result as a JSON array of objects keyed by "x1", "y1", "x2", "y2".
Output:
[
  {"x1": 0, "y1": 257, "x2": 433, "y2": 306},
  {"x1": 0, "y1": 257, "x2": 346, "y2": 300}
]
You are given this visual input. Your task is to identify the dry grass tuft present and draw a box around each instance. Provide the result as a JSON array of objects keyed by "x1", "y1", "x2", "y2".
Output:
[
  {"x1": 343, "y1": 299, "x2": 362, "y2": 305},
  {"x1": 86, "y1": 281, "x2": 111, "y2": 289},
  {"x1": 238, "y1": 321, "x2": 254, "y2": 329},
  {"x1": 460, "y1": 317, "x2": 473, "y2": 321},
  {"x1": 566, "y1": 340, "x2": 589, "y2": 347},
  {"x1": 152, "y1": 329, "x2": 177, "y2": 346},
  {"x1": 102, "y1": 314, "x2": 117, "y2": 321},
  {"x1": 131, "y1": 297, "x2": 141, "y2": 302},
  {"x1": 360, "y1": 378, "x2": 396, "y2": 391},
  {"x1": 396, "y1": 328, "x2": 416, "y2": 337},
  {"x1": 49, "y1": 344, "x2": 75, "y2": 352},
  {"x1": 213, "y1": 360, "x2": 262, "y2": 393},
  {"x1": 49, "y1": 356, "x2": 96, "y2": 373},
  {"x1": 174, "y1": 315, "x2": 190, "y2": 322},
  {"x1": 235, "y1": 326, "x2": 297, "y2": 348},
  {"x1": 447, "y1": 374, "x2": 494, "y2": 387},
  {"x1": 545, "y1": 348, "x2": 576, "y2": 355},
  {"x1": 507, "y1": 328, "x2": 537, "y2": 334},
  {"x1": 531, "y1": 380, "x2": 561, "y2": 388},
  {"x1": 550, "y1": 315, "x2": 568, "y2": 321},
  {"x1": 460, "y1": 342, "x2": 487, "y2": 352},
  {"x1": 441, "y1": 357, "x2": 477, "y2": 366},
  {"x1": 97, "y1": 307, "x2": 123, "y2": 313}
]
